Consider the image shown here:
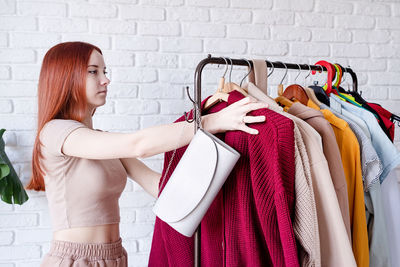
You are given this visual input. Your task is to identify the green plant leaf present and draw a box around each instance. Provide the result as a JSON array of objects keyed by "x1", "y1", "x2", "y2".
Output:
[
  {"x1": 0, "y1": 129, "x2": 29, "y2": 205},
  {"x1": 0, "y1": 163, "x2": 10, "y2": 180}
]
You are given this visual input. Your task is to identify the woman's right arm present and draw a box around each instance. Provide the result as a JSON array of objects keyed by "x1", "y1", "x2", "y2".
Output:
[{"x1": 62, "y1": 97, "x2": 268, "y2": 160}]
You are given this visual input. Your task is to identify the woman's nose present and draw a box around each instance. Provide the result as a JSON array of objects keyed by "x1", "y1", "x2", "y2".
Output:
[{"x1": 101, "y1": 76, "x2": 110, "y2": 86}]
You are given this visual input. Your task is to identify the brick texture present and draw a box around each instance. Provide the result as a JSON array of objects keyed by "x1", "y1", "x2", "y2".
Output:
[{"x1": 1, "y1": 1, "x2": 400, "y2": 267}]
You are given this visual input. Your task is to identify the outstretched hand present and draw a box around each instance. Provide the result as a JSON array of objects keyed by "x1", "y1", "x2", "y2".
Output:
[{"x1": 203, "y1": 97, "x2": 268, "y2": 135}]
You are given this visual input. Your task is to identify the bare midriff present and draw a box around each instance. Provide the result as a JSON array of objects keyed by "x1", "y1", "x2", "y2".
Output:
[{"x1": 53, "y1": 223, "x2": 120, "y2": 243}]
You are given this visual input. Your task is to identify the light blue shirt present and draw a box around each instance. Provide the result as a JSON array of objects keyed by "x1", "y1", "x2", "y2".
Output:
[
  {"x1": 321, "y1": 103, "x2": 381, "y2": 189},
  {"x1": 331, "y1": 94, "x2": 400, "y2": 182}
]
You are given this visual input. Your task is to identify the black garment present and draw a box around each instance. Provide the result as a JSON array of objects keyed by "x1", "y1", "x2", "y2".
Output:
[{"x1": 308, "y1": 85, "x2": 330, "y2": 106}]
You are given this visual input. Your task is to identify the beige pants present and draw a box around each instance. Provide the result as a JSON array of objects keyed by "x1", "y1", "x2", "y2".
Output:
[{"x1": 41, "y1": 238, "x2": 127, "y2": 267}]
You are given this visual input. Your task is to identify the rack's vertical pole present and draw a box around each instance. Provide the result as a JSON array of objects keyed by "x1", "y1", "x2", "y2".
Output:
[
  {"x1": 192, "y1": 55, "x2": 210, "y2": 267},
  {"x1": 192, "y1": 54, "x2": 214, "y2": 267}
]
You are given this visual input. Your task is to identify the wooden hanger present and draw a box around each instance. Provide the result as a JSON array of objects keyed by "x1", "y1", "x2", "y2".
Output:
[
  {"x1": 223, "y1": 58, "x2": 249, "y2": 96},
  {"x1": 276, "y1": 86, "x2": 294, "y2": 108},
  {"x1": 282, "y1": 84, "x2": 309, "y2": 105},
  {"x1": 281, "y1": 64, "x2": 309, "y2": 105},
  {"x1": 203, "y1": 58, "x2": 230, "y2": 111},
  {"x1": 203, "y1": 77, "x2": 229, "y2": 111},
  {"x1": 223, "y1": 82, "x2": 248, "y2": 96}
]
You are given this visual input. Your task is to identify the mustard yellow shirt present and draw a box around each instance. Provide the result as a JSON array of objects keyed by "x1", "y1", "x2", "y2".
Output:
[{"x1": 308, "y1": 100, "x2": 369, "y2": 267}]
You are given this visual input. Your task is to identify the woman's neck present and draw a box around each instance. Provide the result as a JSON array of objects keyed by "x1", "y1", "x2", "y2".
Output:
[{"x1": 83, "y1": 108, "x2": 94, "y2": 129}]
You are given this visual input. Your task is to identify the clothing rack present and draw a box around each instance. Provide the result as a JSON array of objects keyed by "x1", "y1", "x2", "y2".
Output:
[{"x1": 189, "y1": 54, "x2": 361, "y2": 267}]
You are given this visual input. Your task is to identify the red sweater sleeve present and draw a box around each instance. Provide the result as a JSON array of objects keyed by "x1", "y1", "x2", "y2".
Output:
[{"x1": 224, "y1": 105, "x2": 298, "y2": 267}]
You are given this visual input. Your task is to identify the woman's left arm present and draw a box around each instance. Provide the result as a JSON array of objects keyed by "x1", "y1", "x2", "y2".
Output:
[{"x1": 120, "y1": 157, "x2": 161, "y2": 198}]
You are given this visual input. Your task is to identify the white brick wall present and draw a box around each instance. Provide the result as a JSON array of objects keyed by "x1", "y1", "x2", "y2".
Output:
[{"x1": 1, "y1": 0, "x2": 400, "y2": 266}]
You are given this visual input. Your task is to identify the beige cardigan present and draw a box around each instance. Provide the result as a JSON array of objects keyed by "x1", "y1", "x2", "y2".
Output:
[{"x1": 288, "y1": 102, "x2": 352, "y2": 241}]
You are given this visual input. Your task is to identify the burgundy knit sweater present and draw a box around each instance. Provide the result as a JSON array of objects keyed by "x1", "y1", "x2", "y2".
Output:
[{"x1": 149, "y1": 91, "x2": 299, "y2": 267}]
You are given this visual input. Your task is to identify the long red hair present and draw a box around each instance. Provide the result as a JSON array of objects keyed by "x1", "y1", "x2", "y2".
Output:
[{"x1": 27, "y1": 42, "x2": 102, "y2": 191}]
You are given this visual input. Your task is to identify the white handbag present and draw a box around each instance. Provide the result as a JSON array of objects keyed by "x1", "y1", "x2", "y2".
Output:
[{"x1": 153, "y1": 128, "x2": 240, "y2": 237}]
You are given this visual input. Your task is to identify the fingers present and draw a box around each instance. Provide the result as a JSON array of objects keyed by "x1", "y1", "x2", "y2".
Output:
[
  {"x1": 218, "y1": 97, "x2": 268, "y2": 135},
  {"x1": 242, "y1": 115, "x2": 266, "y2": 124},
  {"x1": 239, "y1": 98, "x2": 267, "y2": 135},
  {"x1": 239, "y1": 125, "x2": 259, "y2": 135},
  {"x1": 239, "y1": 115, "x2": 264, "y2": 135}
]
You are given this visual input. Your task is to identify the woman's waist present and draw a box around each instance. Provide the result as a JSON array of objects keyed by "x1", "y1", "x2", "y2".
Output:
[{"x1": 53, "y1": 223, "x2": 120, "y2": 243}]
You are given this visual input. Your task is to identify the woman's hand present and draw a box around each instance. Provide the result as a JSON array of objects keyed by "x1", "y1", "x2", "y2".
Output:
[{"x1": 203, "y1": 97, "x2": 268, "y2": 135}]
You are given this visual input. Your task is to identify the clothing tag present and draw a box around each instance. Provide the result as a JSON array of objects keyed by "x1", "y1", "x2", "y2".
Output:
[{"x1": 330, "y1": 97, "x2": 342, "y2": 113}]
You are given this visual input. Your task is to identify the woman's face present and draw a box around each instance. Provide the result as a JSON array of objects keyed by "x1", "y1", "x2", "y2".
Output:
[{"x1": 86, "y1": 50, "x2": 110, "y2": 109}]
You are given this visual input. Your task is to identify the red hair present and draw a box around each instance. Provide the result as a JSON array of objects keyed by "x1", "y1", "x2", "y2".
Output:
[{"x1": 27, "y1": 42, "x2": 102, "y2": 191}]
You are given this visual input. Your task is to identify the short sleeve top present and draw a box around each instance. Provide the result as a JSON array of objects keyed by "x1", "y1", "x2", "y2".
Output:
[{"x1": 39, "y1": 119, "x2": 127, "y2": 231}]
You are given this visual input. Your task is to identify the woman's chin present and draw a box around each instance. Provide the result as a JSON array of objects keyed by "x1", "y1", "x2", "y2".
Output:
[{"x1": 89, "y1": 100, "x2": 106, "y2": 110}]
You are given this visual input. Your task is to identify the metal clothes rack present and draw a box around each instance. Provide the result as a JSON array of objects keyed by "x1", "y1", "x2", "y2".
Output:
[{"x1": 189, "y1": 54, "x2": 359, "y2": 267}]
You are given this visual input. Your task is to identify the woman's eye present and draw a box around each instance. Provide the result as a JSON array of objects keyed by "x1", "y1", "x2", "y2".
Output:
[{"x1": 88, "y1": 70, "x2": 98, "y2": 74}]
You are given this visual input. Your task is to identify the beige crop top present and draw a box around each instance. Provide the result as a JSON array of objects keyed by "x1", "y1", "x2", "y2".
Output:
[{"x1": 39, "y1": 119, "x2": 127, "y2": 231}]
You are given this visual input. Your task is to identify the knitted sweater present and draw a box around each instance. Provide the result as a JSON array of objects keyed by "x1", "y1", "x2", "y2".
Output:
[{"x1": 149, "y1": 91, "x2": 299, "y2": 267}]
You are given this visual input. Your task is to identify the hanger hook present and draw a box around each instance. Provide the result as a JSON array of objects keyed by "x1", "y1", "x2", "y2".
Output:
[
  {"x1": 295, "y1": 64, "x2": 301, "y2": 84},
  {"x1": 320, "y1": 65, "x2": 328, "y2": 85},
  {"x1": 185, "y1": 85, "x2": 195, "y2": 104},
  {"x1": 184, "y1": 110, "x2": 195, "y2": 123},
  {"x1": 219, "y1": 57, "x2": 229, "y2": 78},
  {"x1": 240, "y1": 58, "x2": 252, "y2": 87},
  {"x1": 267, "y1": 61, "x2": 274, "y2": 78},
  {"x1": 226, "y1": 57, "x2": 233, "y2": 84},
  {"x1": 304, "y1": 64, "x2": 312, "y2": 87},
  {"x1": 183, "y1": 85, "x2": 195, "y2": 123},
  {"x1": 276, "y1": 61, "x2": 288, "y2": 85},
  {"x1": 314, "y1": 64, "x2": 327, "y2": 86},
  {"x1": 341, "y1": 66, "x2": 347, "y2": 84}
]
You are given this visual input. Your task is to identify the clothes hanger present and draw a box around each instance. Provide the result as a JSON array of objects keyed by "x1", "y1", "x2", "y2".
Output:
[
  {"x1": 240, "y1": 58, "x2": 253, "y2": 90},
  {"x1": 267, "y1": 60, "x2": 274, "y2": 78},
  {"x1": 275, "y1": 62, "x2": 294, "y2": 108},
  {"x1": 203, "y1": 57, "x2": 230, "y2": 111},
  {"x1": 279, "y1": 63, "x2": 309, "y2": 105},
  {"x1": 340, "y1": 66, "x2": 351, "y2": 92},
  {"x1": 334, "y1": 64, "x2": 362, "y2": 106},
  {"x1": 222, "y1": 57, "x2": 249, "y2": 96},
  {"x1": 324, "y1": 63, "x2": 369, "y2": 113},
  {"x1": 312, "y1": 60, "x2": 335, "y2": 96},
  {"x1": 331, "y1": 64, "x2": 362, "y2": 106},
  {"x1": 327, "y1": 64, "x2": 349, "y2": 102},
  {"x1": 333, "y1": 63, "x2": 347, "y2": 94},
  {"x1": 303, "y1": 64, "x2": 322, "y2": 106},
  {"x1": 328, "y1": 64, "x2": 383, "y2": 125},
  {"x1": 308, "y1": 64, "x2": 330, "y2": 106},
  {"x1": 276, "y1": 61, "x2": 287, "y2": 96}
]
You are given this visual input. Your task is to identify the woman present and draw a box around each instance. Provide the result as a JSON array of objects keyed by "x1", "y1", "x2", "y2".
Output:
[{"x1": 27, "y1": 42, "x2": 268, "y2": 266}]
